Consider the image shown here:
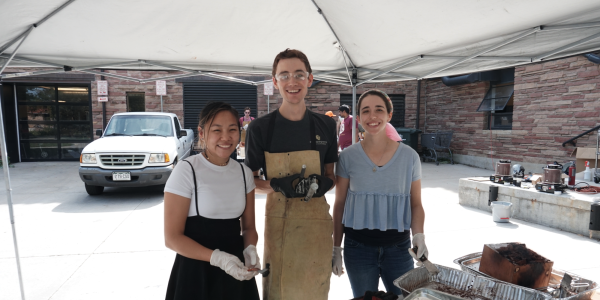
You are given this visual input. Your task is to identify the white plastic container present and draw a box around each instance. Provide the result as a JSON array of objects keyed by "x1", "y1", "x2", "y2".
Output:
[
  {"x1": 491, "y1": 201, "x2": 512, "y2": 223},
  {"x1": 583, "y1": 167, "x2": 592, "y2": 181}
]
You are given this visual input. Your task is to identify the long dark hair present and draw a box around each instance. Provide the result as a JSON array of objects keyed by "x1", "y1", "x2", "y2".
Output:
[{"x1": 197, "y1": 101, "x2": 240, "y2": 150}]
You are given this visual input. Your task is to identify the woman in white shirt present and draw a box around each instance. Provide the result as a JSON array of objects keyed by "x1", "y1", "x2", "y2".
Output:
[{"x1": 164, "y1": 101, "x2": 260, "y2": 300}]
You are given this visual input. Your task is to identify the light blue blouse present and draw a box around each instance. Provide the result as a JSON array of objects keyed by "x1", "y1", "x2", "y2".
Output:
[{"x1": 336, "y1": 142, "x2": 421, "y2": 231}]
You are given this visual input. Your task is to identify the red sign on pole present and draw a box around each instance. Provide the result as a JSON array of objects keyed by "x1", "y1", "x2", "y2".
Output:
[
  {"x1": 156, "y1": 80, "x2": 167, "y2": 95},
  {"x1": 97, "y1": 81, "x2": 108, "y2": 96}
]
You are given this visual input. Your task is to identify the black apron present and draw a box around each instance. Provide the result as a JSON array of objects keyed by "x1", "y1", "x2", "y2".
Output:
[{"x1": 165, "y1": 159, "x2": 259, "y2": 300}]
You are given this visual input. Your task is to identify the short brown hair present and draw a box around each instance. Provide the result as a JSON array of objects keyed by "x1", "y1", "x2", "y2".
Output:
[
  {"x1": 244, "y1": 107, "x2": 251, "y2": 112},
  {"x1": 272, "y1": 48, "x2": 312, "y2": 77},
  {"x1": 357, "y1": 90, "x2": 393, "y2": 114}
]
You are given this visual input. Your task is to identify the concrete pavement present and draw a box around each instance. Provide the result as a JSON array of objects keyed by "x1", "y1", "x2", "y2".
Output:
[{"x1": 0, "y1": 161, "x2": 599, "y2": 300}]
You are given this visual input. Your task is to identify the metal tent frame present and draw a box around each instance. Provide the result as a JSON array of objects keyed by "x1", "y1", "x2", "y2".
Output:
[{"x1": 3, "y1": 1, "x2": 600, "y2": 299}]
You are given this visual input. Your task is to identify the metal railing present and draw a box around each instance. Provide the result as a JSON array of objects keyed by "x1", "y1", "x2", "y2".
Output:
[{"x1": 562, "y1": 125, "x2": 600, "y2": 147}]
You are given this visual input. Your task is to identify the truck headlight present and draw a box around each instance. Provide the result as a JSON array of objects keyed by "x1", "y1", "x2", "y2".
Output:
[
  {"x1": 80, "y1": 153, "x2": 97, "y2": 163},
  {"x1": 149, "y1": 153, "x2": 170, "y2": 163}
]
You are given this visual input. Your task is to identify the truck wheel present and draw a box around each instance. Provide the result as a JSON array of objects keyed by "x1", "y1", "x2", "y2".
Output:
[{"x1": 85, "y1": 184, "x2": 104, "y2": 195}]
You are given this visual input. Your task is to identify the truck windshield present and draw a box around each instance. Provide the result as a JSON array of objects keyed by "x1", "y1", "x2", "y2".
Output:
[{"x1": 104, "y1": 115, "x2": 173, "y2": 137}]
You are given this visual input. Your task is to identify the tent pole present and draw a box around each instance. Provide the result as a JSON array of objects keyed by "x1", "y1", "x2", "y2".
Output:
[
  {"x1": 0, "y1": 0, "x2": 76, "y2": 55},
  {"x1": 356, "y1": 56, "x2": 422, "y2": 86},
  {"x1": 422, "y1": 26, "x2": 541, "y2": 78},
  {"x1": 351, "y1": 84, "x2": 357, "y2": 145},
  {"x1": 533, "y1": 30, "x2": 600, "y2": 61},
  {"x1": 0, "y1": 27, "x2": 33, "y2": 75},
  {"x1": 0, "y1": 83, "x2": 26, "y2": 300}
]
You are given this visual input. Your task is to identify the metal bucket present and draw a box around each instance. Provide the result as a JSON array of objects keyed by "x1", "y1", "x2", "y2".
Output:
[{"x1": 491, "y1": 201, "x2": 512, "y2": 222}]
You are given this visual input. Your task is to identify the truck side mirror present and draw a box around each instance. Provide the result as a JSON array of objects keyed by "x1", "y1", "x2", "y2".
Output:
[
  {"x1": 96, "y1": 129, "x2": 102, "y2": 136},
  {"x1": 179, "y1": 130, "x2": 187, "y2": 137}
]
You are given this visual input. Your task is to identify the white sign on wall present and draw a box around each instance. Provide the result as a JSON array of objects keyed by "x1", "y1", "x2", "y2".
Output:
[
  {"x1": 98, "y1": 97, "x2": 108, "y2": 102},
  {"x1": 264, "y1": 82, "x2": 274, "y2": 95},
  {"x1": 97, "y1": 81, "x2": 108, "y2": 95},
  {"x1": 156, "y1": 80, "x2": 167, "y2": 95}
]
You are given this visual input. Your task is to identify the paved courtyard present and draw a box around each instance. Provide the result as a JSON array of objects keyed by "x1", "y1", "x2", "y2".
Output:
[{"x1": 1, "y1": 161, "x2": 599, "y2": 300}]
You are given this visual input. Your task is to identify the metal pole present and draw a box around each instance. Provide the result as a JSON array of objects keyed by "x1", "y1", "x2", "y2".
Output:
[
  {"x1": 267, "y1": 95, "x2": 270, "y2": 113},
  {"x1": 416, "y1": 80, "x2": 421, "y2": 129},
  {"x1": 160, "y1": 95, "x2": 163, "y2": 112},
  {"x1": 100, "y1": 71, "x2": 106, "y2": 130},
  {"x1": 0, "y1": 27, "x2": 34, "y2": 75},
  {"x1": 0, "y1": 83, "x2": 26, "y2": 300},
  {"x1": 351, "y1": 85, "x2": 357, "y2": 144}
]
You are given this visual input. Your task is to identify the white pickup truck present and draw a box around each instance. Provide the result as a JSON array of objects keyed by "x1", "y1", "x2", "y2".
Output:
[{"x1": 78, "y1": 112, "x2": 194, "y2": 195}]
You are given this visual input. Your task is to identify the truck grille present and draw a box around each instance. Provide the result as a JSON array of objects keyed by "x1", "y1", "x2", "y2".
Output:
[{"x1": 99, "y1": 154, "x2": 146, "y2": 166}]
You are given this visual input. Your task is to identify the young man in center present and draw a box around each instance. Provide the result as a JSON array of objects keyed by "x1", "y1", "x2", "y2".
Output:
[{"x1": 244, "y1": 49, "x2": 338, "y2": 300}]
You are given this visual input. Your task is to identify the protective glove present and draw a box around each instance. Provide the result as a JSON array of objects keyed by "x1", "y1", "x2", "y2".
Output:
[
  {"x1": 332, "y1": 246, "x2": 344, "y2": 276},
  {"x1": 242, "y1": 245, "x2": 261, "y2": 269},
  {"x1": 210, "y1": 249, "x2": 256, "y2": 281},
  {"x1": 243, "y1": 124, "x2": 249, "y2": 130},
  {"x1": 310, "y1": 174, "x2": 334, "y2": 197},
  {"x1": 408, "y1": 233, "x2": 428, "y2": 267},
  {"x1": 270, "y1": 174, "x2": 303, "y2": 198}
]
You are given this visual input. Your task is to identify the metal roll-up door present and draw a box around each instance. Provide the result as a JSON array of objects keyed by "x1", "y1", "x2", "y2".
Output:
[
  {"x1": 340, "y1": 94, "x2": 405, "y2": 127},
  {"x1": 183, "y1": 81, "x2": 258, "y2": 137}
]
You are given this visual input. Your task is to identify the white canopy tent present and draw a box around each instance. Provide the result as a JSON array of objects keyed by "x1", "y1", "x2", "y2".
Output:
[{"x1": 2, "y1": 1, "x2": 600, "y2": 298}]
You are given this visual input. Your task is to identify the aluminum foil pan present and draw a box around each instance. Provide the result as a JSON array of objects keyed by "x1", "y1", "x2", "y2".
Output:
[
  {"x1": 404, "y1": 288, "x2": 466, "y2": 300},
  {"x1": 394, "y1": 264, "x2": 551, "y2": 300},
  {"x1": 453, "y1": 252, "x2": 599, "y2": 300}
]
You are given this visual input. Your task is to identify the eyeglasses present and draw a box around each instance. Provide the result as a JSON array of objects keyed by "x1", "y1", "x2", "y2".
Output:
[
  {"x1": 275, "y1": 71, "x2": 309, "y2": 82},
  {"x1": 245, "y1": 111, "x2": 250, "y2": 114}
]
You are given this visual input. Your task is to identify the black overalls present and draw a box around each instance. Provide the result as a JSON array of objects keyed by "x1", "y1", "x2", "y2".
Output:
[{"x1": 165, "y1": 159, "x2": 260, "y2": 300}]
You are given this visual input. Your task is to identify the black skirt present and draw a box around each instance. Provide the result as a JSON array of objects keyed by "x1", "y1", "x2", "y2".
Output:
[{"x1": 165, "y1": 215, "x2": 260, "y2": 300}]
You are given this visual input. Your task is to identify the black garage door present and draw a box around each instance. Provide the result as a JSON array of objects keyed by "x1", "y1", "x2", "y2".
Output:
[
  {"x1": 340, "y1": 93, "x2": 406, "y2": 128},
  {"x1": 183, "y1": 82, "x2": 258, "y2": 138}
]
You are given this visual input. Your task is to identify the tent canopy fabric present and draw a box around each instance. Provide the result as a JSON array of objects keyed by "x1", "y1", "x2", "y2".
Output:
[{"x1": 2, "y1": 0, "x2": 600, "y2": 85}]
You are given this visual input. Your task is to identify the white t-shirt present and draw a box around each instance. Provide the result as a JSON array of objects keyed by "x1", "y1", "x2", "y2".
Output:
[{"x1": 164, "y1": 154, "x2": 256, "y2": 218}]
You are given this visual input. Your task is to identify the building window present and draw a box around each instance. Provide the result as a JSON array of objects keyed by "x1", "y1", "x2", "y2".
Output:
[
  {"x1": 127, "y1": 92, "x2": 145, "y2": 112},
  {"x1": 477, "y1": 82, "x2": 514, "y2": 130},
  {"x1": 16, "y1": 84, "x2": 93, "y2": 161}
]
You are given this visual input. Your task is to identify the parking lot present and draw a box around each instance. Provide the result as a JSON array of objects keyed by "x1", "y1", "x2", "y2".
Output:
[{"x1": 1, "y1": 161, "x2": 600, "y2": 300}]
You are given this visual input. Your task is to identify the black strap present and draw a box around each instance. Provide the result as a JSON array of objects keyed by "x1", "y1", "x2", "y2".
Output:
[
  {"x1": 266, "y1": 108, "x2": 316, "y2": 152},
  {"x1": 185, "y1": 158, "x2": 248, "y2": 218},
  {"x1": 239, "y1": 161, "x2": 247, "y2": 199},
  {"x1": 183, "y1": 160, "x2": 200, "y2": 217}
]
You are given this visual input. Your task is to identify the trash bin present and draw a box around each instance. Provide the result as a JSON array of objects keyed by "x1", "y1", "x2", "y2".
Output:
[
  {"x1": 396, "y1": 127, "x2": 422, "y2": 152},
  {"x1": 491, "y1": 201, "x2": 512, "y2": 223}
]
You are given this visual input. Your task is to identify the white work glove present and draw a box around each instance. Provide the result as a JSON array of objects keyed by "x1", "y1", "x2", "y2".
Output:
[
  {"x1": 243, "y1": 124, "x2": 249, "y2": 130},
  {"x1": 408, "y1": 233, "x2": 429, "y2": 267},
  {"x1": 242, "y1": 245, "x2": 261, "y2": 269},
  {"x1": 332, "y1": 246, "x2": 344, "y2": 276},
  {"x1": 210, "y1": 249, "x2": 256, "y2": 281}
]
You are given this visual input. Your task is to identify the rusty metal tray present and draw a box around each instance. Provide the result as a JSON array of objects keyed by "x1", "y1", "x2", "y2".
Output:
[
  {"x1": 453, "y1": 252, "x2": 599, "y2": 300},
  {"x1": 394, "y1": 264, "x2": 551, "y2": 300},
  {"x1": 404, "y1": 288, "x2": 467, "y2": 300}
]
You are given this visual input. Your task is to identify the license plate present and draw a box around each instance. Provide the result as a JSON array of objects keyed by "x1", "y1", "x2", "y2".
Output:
[{"x1": 112, "y1": 172, "x2": 131, "y2": 181}]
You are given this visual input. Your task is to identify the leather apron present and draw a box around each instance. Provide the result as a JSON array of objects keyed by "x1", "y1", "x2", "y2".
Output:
[
  {"x1": 262, "y1": 110, "x2": 333, "y2": 300},
  {"x1": 241, "y1": 119, "x2": 252, "y2": 144}
]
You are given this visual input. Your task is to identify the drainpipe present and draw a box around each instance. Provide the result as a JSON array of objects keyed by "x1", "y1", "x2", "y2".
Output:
[
  {"x1": 584, "y1": 53, "x2": 600, "y2": 64},
  {"x1": 416, "y1": 80, "x2": 421, "y2": 129}
]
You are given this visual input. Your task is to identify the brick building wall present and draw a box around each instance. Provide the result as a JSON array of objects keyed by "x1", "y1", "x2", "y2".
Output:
[
  {"x1": 4, "y1": 53, "x2": 599, "y2": 169},
  {"x1": 420, "y1": 54, "x2": 600, "y2": 170}
]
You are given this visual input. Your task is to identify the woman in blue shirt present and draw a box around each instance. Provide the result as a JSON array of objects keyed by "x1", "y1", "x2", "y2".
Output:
[{"x1": 332, "y1": 90, "x2": 427, "y2": 297}]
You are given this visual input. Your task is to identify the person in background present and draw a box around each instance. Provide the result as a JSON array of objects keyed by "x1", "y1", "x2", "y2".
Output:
[
  {"x1": 338, "y1": 105, "x2": 359, "y2": 150},
  {"x1": 239, "y1": 107, "x2": 255, "y2": 147},
  {"x1": 164, "y1": 101, "x2": 260, "y2": 300},
  {"x1": 332, "y1": 90, "x2": 427, "y2": 298},
  {"x1": 326, "y1": 110, "x2": 340, "y2": 143}
]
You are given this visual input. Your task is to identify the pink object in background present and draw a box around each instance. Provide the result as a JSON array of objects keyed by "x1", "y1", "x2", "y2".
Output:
[{"x1": 385, "y1": 123, "x2": 402, "y2": 142}]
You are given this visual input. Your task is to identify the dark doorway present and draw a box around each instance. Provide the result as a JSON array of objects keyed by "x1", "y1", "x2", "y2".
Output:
[
  {"x1": 1, "y1": 84, "x2": 19, "y2": 162},
  {"x1": 127, "y1": 92, "x2": 145, "y2": 112},
  {"x1": 16, "y1": 84, "x2": 93, "y2": 161}
]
